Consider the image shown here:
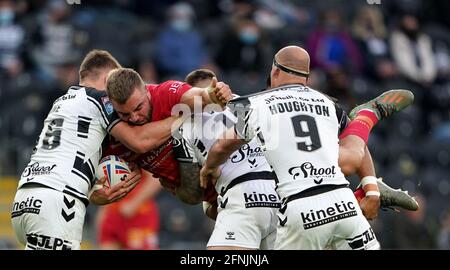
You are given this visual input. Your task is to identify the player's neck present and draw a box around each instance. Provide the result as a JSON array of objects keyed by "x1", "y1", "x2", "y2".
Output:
[
  {"x1": 275, "y1": 77, "x2": 307, "y2": 88},
  {"x1": 276, "y1": 82, "x2": 306, "y2": 88},
  {"x1": 79, "y1": 79, "x2": 105, "y2": 91}
]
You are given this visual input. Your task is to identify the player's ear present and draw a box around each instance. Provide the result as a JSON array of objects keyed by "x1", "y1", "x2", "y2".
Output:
[
  {"x1": 273, "y1": 68, "x2": 280, "y2": 77},
  {"x1": 271, "y1": 68, "x2": 280, "y2": 85}
]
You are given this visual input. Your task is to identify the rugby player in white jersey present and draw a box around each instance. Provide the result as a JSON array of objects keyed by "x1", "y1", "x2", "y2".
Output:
[
  {"x1": 11, "y1": 50, "x2": 179, "y2": 250},
  {"x1": 172, "y1": 69, "x2": 279, "y2": 250},
  {"x1": 176, "y1": 69, "x2": 416, "y2": 250},
  {"x1": 200, "y1": 46, "x2": 415, "y2": 249}
]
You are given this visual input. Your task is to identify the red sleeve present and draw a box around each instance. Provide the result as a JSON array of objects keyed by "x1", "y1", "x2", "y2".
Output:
[
  {"x1": 156, "y1": 80, "x2": 192, "y2": 108},
  {"x1": 148, "y1": 81, "x2": 192, "y2": 120}
]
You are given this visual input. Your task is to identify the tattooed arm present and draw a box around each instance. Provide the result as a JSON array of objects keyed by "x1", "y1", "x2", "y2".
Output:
[{"x1": 176, "y1": 162, "x2": 203, "y2": 205}]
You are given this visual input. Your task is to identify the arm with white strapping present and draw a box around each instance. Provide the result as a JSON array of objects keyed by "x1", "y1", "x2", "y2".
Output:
[{"x1": 335, "y1": 103, "x2": 380, "y2": 219}]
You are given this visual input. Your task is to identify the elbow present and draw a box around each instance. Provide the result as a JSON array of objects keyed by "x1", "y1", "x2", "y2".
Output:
[{"x1": 214, "y1": 143, "x2": 229, "y2": 156}]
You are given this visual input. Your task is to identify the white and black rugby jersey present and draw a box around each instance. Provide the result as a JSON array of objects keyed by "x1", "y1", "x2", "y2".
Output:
[
  {"x1": 173, "y1": 110, "x2": 274, "y2": 194},
  {"x1": 18, "y1": 85, "x2": 121, "y2": 204},
  {"x1": 228, "y1": 84, "x2": 349, "y2": 200}
]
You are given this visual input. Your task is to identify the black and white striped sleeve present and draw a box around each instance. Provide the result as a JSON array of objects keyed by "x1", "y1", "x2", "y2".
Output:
[
  {"x1": 172, "y1": 127, "x2": 199, "y2": 164},
  {"x1": 85, "y1": 88, "x2": 121, "y2": 132},
  {"x1": 228, "y1": 97, "x2": 255, "y2": 142},
  {"x1": 335, "y1": 103, "x2": 350, "y2": 136}
]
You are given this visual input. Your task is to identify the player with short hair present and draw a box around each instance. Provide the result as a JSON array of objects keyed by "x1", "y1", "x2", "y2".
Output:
[
  {"x1": 185, "y1": 69, "x2": 218, "y2": 87},
  {"x1": 103, "y1": 67, "x2": 232, "y2": 205},
  {"x1": 200, "y1": 46, "x2": 415, "y2": 249},
  {"x1": 11, "y1": 50, "x2": 179, "y2": 250},
  {"x1": 92, "y1": 67, "x2": 231, "y2": 250},
  {"x1": 179, "y1": 68, "x2": 417, "y2": 250},
  {"x1": 173, "y1": 69, "x2": 279, "y2": 249}
]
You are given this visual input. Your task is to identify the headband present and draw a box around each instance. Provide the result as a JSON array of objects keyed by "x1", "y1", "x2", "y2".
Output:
[{"x1": 273, "y1": 58, "x2": 309, "y2": 78}]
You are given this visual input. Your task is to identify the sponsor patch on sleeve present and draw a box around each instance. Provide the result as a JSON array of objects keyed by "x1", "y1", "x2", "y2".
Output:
[{"x1": 101, "y1": 96, "x2": 114, "y2": 115}]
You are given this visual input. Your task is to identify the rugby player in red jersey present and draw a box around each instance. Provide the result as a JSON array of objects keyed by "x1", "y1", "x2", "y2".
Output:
[{"x1": 103, "y1": 68, "x2": 230, "y2": 205}]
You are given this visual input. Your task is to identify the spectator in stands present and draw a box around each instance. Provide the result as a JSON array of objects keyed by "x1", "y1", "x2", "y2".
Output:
[
  {"x1": 390, "y1": 14, "x2": 437, "y2": 86},
  {"x1": 427, "y1": 41, "x2": 450, "y2": 141},
  {"x1": 216, "y1": 18, "x2": 270, "y2": 74},
  {"x1": 30, "y1": 0, "x2": 86, "y2": 81},
  {"x1": 324, "y1": 67, "x2": 356, "y2": 113},
  {"x1": 215, "y1": 17, "x2": 272, "y2": 94},
  {"x1": 437, "y1": 206, "x2": 450, "y2": 249},
  {"x1": 307, "y1": 9, "x2": 363, "y2": 75},
  {"x1": 0, "y1": 0, "x2": 24, "y2": 77},
  {"x1": 154, "y1": 2, "x2": 208, "y2": 79},
  {"x1": 352, "y1": 6, "x2": 391, "y2": 79},
  {"x1": 138, "y1": 59, "x2": 159, "y2": 84}
]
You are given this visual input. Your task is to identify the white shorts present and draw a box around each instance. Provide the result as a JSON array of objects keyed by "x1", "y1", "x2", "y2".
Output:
[
  {"x1": 11, "y1": 186, "x2": 86, "y2": 250},
  {"x1": 207, "y1": 179, "x2": 279, "y2": 249},
  {"x1": 275, "y1": 187, "x2": 380, "y2": 250}
]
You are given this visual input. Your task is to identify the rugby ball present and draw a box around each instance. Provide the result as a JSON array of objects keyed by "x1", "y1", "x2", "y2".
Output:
[{"x1": 95, "y1": 155, "x2": 131, "y2": 188}]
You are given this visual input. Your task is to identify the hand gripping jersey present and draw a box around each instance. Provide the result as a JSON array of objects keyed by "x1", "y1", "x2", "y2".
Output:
[
  {"x1": 229, "y1": 84, "x2": 349, "y2": 200},
  {"x1": 174, "y1": 110, "x2": 274, "y2": 196},
  {"x1": 18, "y1": 86, "x2": 121, "y2": 205}
]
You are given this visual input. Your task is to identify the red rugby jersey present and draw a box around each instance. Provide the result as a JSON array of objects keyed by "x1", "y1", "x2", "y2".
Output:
[
  {"x1": 103, "y1": 80, "x2": 217, "y2": 201},
  {"x1": 103, "y1": 81, "x2": 191, "y2": 193}
]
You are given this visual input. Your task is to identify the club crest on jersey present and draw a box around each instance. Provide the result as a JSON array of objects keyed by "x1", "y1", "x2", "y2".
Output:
[{"x1": 101, "y1": 96, "x2": 114, "y2": 115}]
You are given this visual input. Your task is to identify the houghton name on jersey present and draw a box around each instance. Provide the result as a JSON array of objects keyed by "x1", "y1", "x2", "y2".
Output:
[
  {"x1": 18, "y1": 86, "x2": 121, "y2": 205},
  {"x1": 229, "y1": 84, "x2": 349, "y2": 200},
  {"x1": 174, "y1": 110, "x2": 273, "y2": 194}
]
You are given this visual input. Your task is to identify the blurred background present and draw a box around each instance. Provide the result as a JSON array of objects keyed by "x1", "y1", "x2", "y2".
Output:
[{"x1": 0, "y1": 0, "x2": 449, "y2": 250}]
